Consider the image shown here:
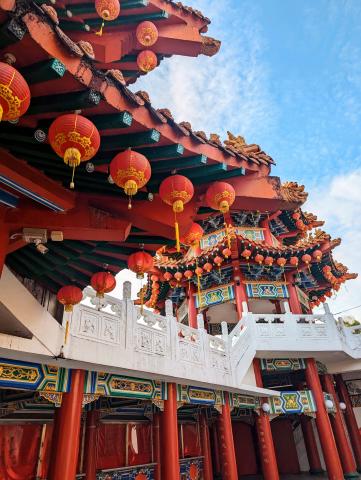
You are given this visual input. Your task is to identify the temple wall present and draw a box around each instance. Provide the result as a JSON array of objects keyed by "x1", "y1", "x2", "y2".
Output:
[{"x1": 354, "y1": 406, "x2": 361, "y2": 428}]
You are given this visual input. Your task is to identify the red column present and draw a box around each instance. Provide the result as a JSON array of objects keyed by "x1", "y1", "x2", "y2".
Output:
[
  {"x1": 217, "y1": 393, "x2": 238, "y2": 480},
  {"x1": 53, "y1": 369, "x2": 85, "y2": 480},
  {"x1": 84, "y1": 410, "x2": 99, "y2": 480},
  {"x1": 260, "y1": 219, "x2": 273, "y2": 246},
  {"x1": 188, "y1": 283, "x2": 197, "y2": 328},
  {"x1": 200, "y1": 411, "x2": 213, "y2": 480},
  {"x1": 285, "y1": 271, "x2": 302, "y2": 314},
  {"x1": 48, "y1": 408, "x2": 61, "y2": 480},
  {"x1": 253, "y1": 359, "x2": 279, "y2": 480},
  {"x1": 300, "y1": 415, "x2": 323, "y2": 474},
  {"x1": 305, "y1": 359, "x2": 343, "y2": 479},
  {"x1": 153, "y1": 412, "x2": 161, "y2": 480},
  {"x1": 211, "y1": 423, "x2": 221, "y2": 476},
  {"x1": 335, "y1": 374, "x2": 361, "y2": 471},
  {"x1": 161, "y1": 383, "x2": 180, "y2": 480},
  {"x1": 232, "y1": 261, "x2": 248, "y2": 320},
  {"x1": 322, "y1": 374, "x2": 357, "y2": 477}
]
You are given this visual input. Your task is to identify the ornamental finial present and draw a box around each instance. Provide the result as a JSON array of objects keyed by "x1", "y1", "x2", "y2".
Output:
[{"x1": 224, "y1": 131, "x2": 246, "y2": 152}]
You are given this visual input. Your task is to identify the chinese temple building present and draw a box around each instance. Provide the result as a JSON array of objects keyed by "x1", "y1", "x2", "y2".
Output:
[{"x1": 0, "y1": 0, "x2": 360, "y2": 479}]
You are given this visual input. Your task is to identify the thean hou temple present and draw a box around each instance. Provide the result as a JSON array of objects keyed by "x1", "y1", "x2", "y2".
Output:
[{"x1": 0, "y1": 0, "x2": 360, "y2": 479}]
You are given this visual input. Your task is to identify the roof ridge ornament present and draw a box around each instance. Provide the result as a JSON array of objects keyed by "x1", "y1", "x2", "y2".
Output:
[
  {"x1": 280, "y1": 181, "x2": 308, "y2": 204},
  {"x1": 224, "y1": 131, "x2": 247, "y2": 153}
]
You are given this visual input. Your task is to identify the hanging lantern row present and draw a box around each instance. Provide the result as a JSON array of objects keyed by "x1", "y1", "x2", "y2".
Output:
[
  {"x1": 0, "y1": 61, "x2": 31, "y2": 122},
  {"x1": 145, "y1": 274, "x2": 160, "y2": 309},
  {"x1": 136, "y1": 21, "x2": 159, "y2": 72}
]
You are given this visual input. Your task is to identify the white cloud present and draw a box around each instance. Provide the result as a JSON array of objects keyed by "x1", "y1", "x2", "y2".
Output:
[
  {"x1": 134, "y1": 0, "x2": 277, "y2": 141},
  {"x1": 306, "y1": 169, "x2": 361, "y2": 320}
]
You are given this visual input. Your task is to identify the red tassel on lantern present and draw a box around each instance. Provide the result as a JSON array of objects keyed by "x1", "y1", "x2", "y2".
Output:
[
  {"x1": 109, "y1": 149, "x2": 151, "y2": 209},
  {"x1": 159, "y1": 175, "x2": 194, "y2": 252},
  {"x1": 0, "y1": 61, "x2": 30, "y2": 122},
  {"x1": 90, "y1": 271, "x2": 116, "y2": 297},
  {"x1": 48, "y1": 114, "x2": 100, "y2": 189}
]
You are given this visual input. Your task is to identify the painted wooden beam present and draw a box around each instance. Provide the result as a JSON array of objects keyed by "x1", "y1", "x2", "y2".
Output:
[
  {"x1": 135, "y1": 143, "x2": 184, "y2": 160},
  {"x1": 151, "y1": 154, "x2": 207, "y2": 172},
  {"x1": 191, "y1": 167, "x2": 246, "y2": 185},
  {"x1": 99, "y1": 129, "x2": 160, "y2": 151},
  {"x1": 0, "y1": 148, "x2": 75, "y2": 211},
  {"x1": 27, "y1": 89, "x2": 101, "y2": 115},
  {"x1": 88, "y1": 112, "x2": 133, "y2": 129},
  {"x1": 0, "y1": 188, "x2": 18, "y2": 208},
  {"x1": 0, "y1": 18, "x2": 26, "y2": 48},
  {"x1": 20, "y1": 59, "x2": 66, "y2": 85},
  {"x1": 67, "y1": 0, "x2": 148, "y2": 16},
  {"x1": 83, "y1": 11, "x2": 168, "y2": 27}
]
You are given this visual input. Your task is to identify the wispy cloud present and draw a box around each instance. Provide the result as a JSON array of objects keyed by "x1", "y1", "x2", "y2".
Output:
[
  {"x1": 135, "y1": 0, "x2": 277, "y2": 142},
  {"x1": 306, "y1": 169, "x2": 361, "y2": 319}
]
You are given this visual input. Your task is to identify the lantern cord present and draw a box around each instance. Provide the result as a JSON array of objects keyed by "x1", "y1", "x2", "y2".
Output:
[
  {"x1": 96, "y1": 20, "x2": 105, "y2": 36},
  {"x1": 64, "y1": 314, "x2": 70, "y2": 344},
  {"x1": 128, "y1": 195, "x2": 132, "y2": 210},
  {"x1": 224, "y1": 221, "x2": 231, "y2": 249},
  {"x1": 197, "y1": 273, "x2": 201, "y2": 307},
  {"x1": 70, "y1": 164, "x2": 76, "y2": 189}
]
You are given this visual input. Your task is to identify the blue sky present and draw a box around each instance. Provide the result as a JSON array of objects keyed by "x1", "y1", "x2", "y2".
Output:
[{"x1": 129, "y1": 0, "x2": 361, "y2": 318}]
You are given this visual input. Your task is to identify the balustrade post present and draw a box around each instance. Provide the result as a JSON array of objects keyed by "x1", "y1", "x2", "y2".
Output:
[
  {"x1": 0, "y1": 220, "x2": 8, "y2": 278},
  {"x1": 322, "y1": 374, "x2": 358, "y2": 478},
  {"x1": 305, "y1": 359, "x2": 344, "y2": 479},
  {"x1": 253, "y1": 359, "x2": 279, "y2": 480},
  {"x1": 188, "y1": 283, "x2": 198, "y2": 328},
  {"x1": 335, "y1": 374, "x2": 361, "y2": 471},
  {"x1": 217, "y1": 392, "x2": 238, "y2": 480},
  {"x1": 161, "y1": 383, "x2": 180, "y2": 480},
  {"x1": 52, "y1": 369, "x2": 85, "y2": 480}
]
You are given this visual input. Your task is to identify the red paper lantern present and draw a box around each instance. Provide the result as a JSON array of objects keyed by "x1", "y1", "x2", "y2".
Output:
[
  {"x1": 203, "y1": 262, "x2": 213, "y2": 273},
  {"x1": 302, "y1": 254, "x2": 312, "y2": 265},
  {"x1": 136, "y1": 21, "x2": 158, "y2": 47},
  {"x1": 264, "y1": 256, "x2": 274, "y2": 266},
  {"x1": 323, "y1": 265, "x2": 331, "y2": 273},
  {"x1": 290, "y1": 256, "x2": 299, "y2": 267},
  {"x1": 0, "y1": 62, "x2": 30, "y2": 122},
  {"x1": 312, "y1": 249, "x2": 322, "y2": 262},
  {"x1": 128, "y1": 251, "x2": 154, "y2": 279},
  {"x1": 159, "y1": 175, "x2": 194, "y2": 252},
  {"x1": 57, "y1": 285, "x2": 83, "y2": 312},
  {"x1": 48, "y1": 114, "x2": 100, "y2": 188},
  {"x1": 222, "y1": 247, "x2": 232, "y2": 258},
  {"x1": 91, "y1": 271, "x2": 116, "y2": 297},
  {"x1": 206, "y1": 181, "x2": 235, "y2": 213},
  {"x1": 163, "y1": 272, "x2": 173, "y2": 282},
  {"x1": 174, "y1": 272, "x2": 183, "y2": 283},
  {"x1": 110, "y1": 149, "x2": 151, "y2": 209},
  {"x1": 214, "y1": 256, "x2": 223, "y2": 268},
  {"x1": 292, "y1": 212, "x2": 301, "y2": 220},
  {"x1": 255, "y1": 254, "x2": 264, "y2": 265},
  {"x1": 296, "y1": 219, "x2": 305, "y2": 230},
  {"x1": 195, "y1": 266, "x2": 203, "y2": 276},
  {"x1": 181, "y1": 222, "x2": 204, "y2": 246},
  {"x1": 137, "y1": 50, "x2": 158, "y2": 73},
  {"x1": 276, "y1": 257, "x2": 286, "y2": 268},
  {"x1": 95, "y1": 0, "x2": 120, "y2": 20},
  {"x1": 241, "y1": 249, "x2": 251, "y2": 260},
  {"x1": 184, "y1": 270, "x2": 193, "y2": 280},
  {"x1": 325, "y1": 291, "x2": 332, "y2": 298}
]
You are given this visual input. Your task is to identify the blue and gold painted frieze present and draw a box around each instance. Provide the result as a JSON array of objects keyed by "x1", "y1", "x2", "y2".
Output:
[
  {"x1": 177, "y1": 384, "x2": 224, "y2": 406},
  {"x1": 230, "y1": 393, "x2": 259, "y2": 409},
  {"x1": 200, "y1": 227, "x2": 264, "y2": 249},
  {"x1": 96, "y1": 464, "x2": 156, "y2": 480},
  {"x1": 0, "y1": 357, "x2": 70, "y2": 392},
  {"x1": 269, "y1": 390, "x2": 316, "y2": 415},
  {"x1": 246, "y1": 282, "x2": 289, "y2": 299},
  {"x1": 84, "y1": 371, "x2": 165, "y2": 400},
  {"x1": 194, "y1": 283, "x2": 234, "y2": 308},
  {"x1": 260, "y1": 358, "x2": 306, "y2": 372},
  {"x1": 180, "y1": 457, "x2": 204, "y2": 480}
]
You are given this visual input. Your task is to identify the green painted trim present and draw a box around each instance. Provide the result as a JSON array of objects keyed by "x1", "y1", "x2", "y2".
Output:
[
  {"x1": 136, "y1": 143, "x2": 184, "y2": 160},
  {"x1": 21, "y1": 59, "x2": 66, "y2": 85},
  {"x1": 69, "y1": 0, "x2": 148, "y2": 15},
  {"x1": 83, "y1": 11, "x2": 168, "y2": 27},
  {"x1": 191, "y1": 167, "x2": 245, "y2": 185},
  {"x1": 88, "y1": 112, "x2": 133, "y2": 129},
  {"x1": 119, "y1": 53, "x2": 164, "y2": 63},
  {"x1": 151, "y1": 154, "x2": 207, "y2": 172},
  {"x1": 100, "y1": 129, "x2": 160, "y2": 151},
  {"x1": 28, "y1": 89, "x2": 100, "y2": 115},
  {"x1": 0, "y1": 21, "x2": 24, "y2": 48}
]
